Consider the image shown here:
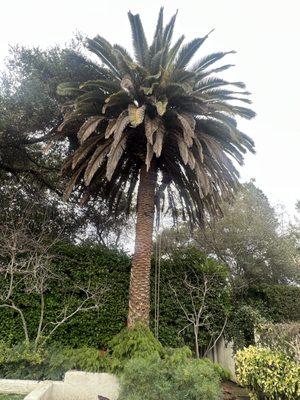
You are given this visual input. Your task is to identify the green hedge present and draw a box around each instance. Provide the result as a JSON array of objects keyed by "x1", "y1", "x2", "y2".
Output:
[
  {"x1": 246, "y1": 284, "x2": 300, "y2": 322},
  {"x1": 0, "y1": 244, "x2": 131, "y2": 348},
  {"x1": 0, "y1": 243, "x2": 299, "y2": 350},
  {"x1": 228, "y1": 284, "x2": 300, "y2": 350},
  {"x1": 119, "y1": 352, "x2": 222, "y2": 400},
  {"x1": 150, "y1": 247, "x2": 231, "y2": 351}
]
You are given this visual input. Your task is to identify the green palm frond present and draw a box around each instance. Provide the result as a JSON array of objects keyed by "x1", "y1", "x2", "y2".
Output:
[
  {"x1": 162, "y1": 10, "x2": 178, "y2": 47},
  {"x1": 167, "y1": 35, "x2": 185, "y2": 66},
  {"x1": 150, "y1": 7, "x2": 164, "y2": 55},
  {"x1": 57, "y1": 82, "x2": 82, "y2": 97},
  {"x1": 128, "y1": 11, "x2": 149, "y2": 67},
  {"x1": 175, "y1": 37, "x2": 207, "y2": 69},
  {"x1": 113, "y1": 44, "x2": 133, "y2": 62},
  {"x1": 191, "y1": 51, "x2": 236, "y2": 73}
]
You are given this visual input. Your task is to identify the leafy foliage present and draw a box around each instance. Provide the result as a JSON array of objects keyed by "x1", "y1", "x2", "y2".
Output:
[
  {"x1": 0, "y1": 43, "x2": 130, "y2": 246},
  {"x1": 228, "y1": 284, "x2": 300, "y2": 350},
  {"x1": 226, "y1": 305, "x2": 266, "y2": 351},
  {"x1": 153, "y1": 247, "x2": 231, "y2": 353},
  {"x1": 0, "y1": 341, "x2": 108, "y2": 380},
  {"x1": 236, "y1": 346, "x2": 300, "y2": 400},
  {"x1": 244, "y1": 284, "x2": 300, "y2": 322},
  {"x1": 108, "y1": 323, "x2": 163, "y2": 371},
  {"x1": 58, "y1": 8, "x2": 255, "y2": 226},
  {"x1": 0, "y1": 39, "x2": 97, "y2": 191},
  {"x1": 160, "y1": 182, "x2": 300, "y2": 286},
  {"x1": 0, "y1": 243, "x2": 298, "y2": 351},
  {"x1": 0, "y1": 244, "x2": 131, "y2": 348},
  {"x1": 119, "y1": 351, "x2": 222, "y2": 400}
]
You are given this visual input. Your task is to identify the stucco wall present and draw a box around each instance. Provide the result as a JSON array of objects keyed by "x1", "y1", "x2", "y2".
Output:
[
  {"x1": 0, "y1": 379, "x2": 51, "y2": 395},
  {"x1": 207, "y1": 337, "x2": 236, "y2": 380}
]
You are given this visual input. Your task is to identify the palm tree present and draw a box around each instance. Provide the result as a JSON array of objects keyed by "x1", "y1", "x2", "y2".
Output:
[{"x1": 57, "y1": 8, "x2": 255, "y2": 328}]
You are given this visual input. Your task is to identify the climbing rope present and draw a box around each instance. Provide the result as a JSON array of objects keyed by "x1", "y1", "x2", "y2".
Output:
[{"x1": 154, "y1": 209, "x2": 162, "y2": 339}]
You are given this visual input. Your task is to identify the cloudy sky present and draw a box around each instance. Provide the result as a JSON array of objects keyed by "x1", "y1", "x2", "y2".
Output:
[{"x1": 1, "y1": 0, "x2": 299, "y2": 216}]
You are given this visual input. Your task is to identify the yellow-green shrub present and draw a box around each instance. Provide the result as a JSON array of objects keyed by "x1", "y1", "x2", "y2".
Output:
[{"x1": 235, "y1": 346, "x2": 300, "y2": 400}]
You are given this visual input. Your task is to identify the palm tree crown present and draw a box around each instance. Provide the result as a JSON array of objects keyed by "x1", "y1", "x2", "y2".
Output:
[{"x1": 58, "y1": 8, "x2": 255, "y2": 226}]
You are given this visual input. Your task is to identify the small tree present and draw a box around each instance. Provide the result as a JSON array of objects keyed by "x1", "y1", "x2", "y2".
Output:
[
  {"x1": 0, "y1": 205, "x2": 105, "y2": 348},
  {"x1": 169, "y1": 250, "x2": 230, "y2": 358}
]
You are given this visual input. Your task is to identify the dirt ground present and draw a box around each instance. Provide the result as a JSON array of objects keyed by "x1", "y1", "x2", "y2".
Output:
[{"x1": 222, "y1": 380, "x2": 250, "y2": 400}]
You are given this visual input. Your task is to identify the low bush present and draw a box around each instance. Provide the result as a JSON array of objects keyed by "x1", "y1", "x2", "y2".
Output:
[
  {"x1": 0, "y1": 326, "x2": 230, "y2": 391},
  {"x1": 119, "y1": 352, "x2": 222, "y2": 400},
  {"x1": 210, "y1": 361, "x2": 231, "y2": 381},
  {"x1": 0, "y1": 341, "x2": 108, "y2": 380},
  {"x1": 235, "y1": 345, "x2": 300, "y2": 400}
]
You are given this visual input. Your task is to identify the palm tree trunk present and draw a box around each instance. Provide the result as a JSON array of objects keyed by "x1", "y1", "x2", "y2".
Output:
[{"x1": 127, "y1": 163, "x2": 157, "y2": 328}]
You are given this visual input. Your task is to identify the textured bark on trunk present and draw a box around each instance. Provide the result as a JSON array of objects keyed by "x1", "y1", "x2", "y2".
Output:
[{"x1": 127, "y1": 163, "x2": 157, "y2": 328}]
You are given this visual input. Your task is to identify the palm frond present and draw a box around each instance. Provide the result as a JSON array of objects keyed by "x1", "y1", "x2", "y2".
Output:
[
  {"x1": 86, "y1": 37, "x2": 121, "y2": 78},
  {"x1": 113, "y1": 44, "x2": 133, "y2": 61},
  {"x1": 167, "y1": 35, "x2": 185, "y2": 66},
  {"x1": 162, "y1": 10, "x2": 178, "y2": 47},
  {"x1": 57, "y1": 82, "x2": 82, "y2": 97},
  {"x1": 150, "y1": 7, "x2": 164, "y2": 55},
  {"x1": 191, "y1": 51, "x2": 236, "y2": 74},
  {"x1": 77, "y1": 116, "x2": 104, "y2": 143},
  {"x1": 128, "y1": 11, "x2": 149, "y2": 67},
  {"x1": 175, "y1": 37, "x2": 207, "y2": 69}
]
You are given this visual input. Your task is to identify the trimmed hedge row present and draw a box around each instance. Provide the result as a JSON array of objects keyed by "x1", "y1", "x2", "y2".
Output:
[
  {"x1": 245, "y1": 284, "x2": 300, "y2": 322},
  {"x1": 0, "y1": 244, "x2": 131, "y2": 348},
  {"x1": 0, "y1": 243, "x2": 299, "y2": 349}
]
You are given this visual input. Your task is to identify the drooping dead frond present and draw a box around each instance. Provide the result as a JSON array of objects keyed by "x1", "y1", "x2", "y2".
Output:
[{"x1": 77, "y1": 116, "x2": 104, "y2": 143}]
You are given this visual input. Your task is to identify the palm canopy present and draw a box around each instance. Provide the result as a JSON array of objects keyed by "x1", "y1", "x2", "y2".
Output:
[{"x1": 57, "y1": 8, "x2": 255, "y2": 226}]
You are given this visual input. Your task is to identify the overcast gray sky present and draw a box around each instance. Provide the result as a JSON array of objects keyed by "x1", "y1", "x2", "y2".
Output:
[{"x1": 1, "y1": 0, "x2": 299, "y2": 216}]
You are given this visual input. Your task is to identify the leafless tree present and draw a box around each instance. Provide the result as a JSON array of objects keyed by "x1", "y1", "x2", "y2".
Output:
[
  {"x1": 170, "y1": 269, "x2": 227, "y2": 358},
  {"x1": 0, "y1": 206, "x2": 106, "y2": 349}
]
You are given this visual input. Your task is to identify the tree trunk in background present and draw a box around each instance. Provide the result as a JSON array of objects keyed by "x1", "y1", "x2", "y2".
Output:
[{"x1": 127, "y1": 164, "x2": 157, "y2": 328}]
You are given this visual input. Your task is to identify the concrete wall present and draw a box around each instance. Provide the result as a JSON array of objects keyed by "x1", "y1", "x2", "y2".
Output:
[
  {"x1": 0, "y1": 379, "x2": 52, "y2": 395},
  {"x1": 0, "y1": 372, "x2": 119, "y2": 400},
  {"x1": 206, "y1": 337, "x2": 236, "y2": 381},
  {"x1": 24, "y1": 383, "x2": 53, "y2": 400},
  {"x1": 51, "y1": 371, "x2": 119, "y2": 400}
]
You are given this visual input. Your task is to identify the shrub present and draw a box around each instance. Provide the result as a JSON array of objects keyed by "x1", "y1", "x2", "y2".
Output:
[
  {"x1": 235, "y1": 346, "x2": 300, "y2": 400},
  {"x1": 210, "y1": 361, "x2": 231, "y2": 381},
  {"x1": 246, "y1": 284, "x2": 300, "y2": 322},
  {"x1": 119, "y1": 353, "x2": 221, "y2": 400},
  {"x1": 108, "y1": 324, "x2": 163, "y2": 372},
  {"x1": 0, "y1": 342, "x2": 108, "y2": 380}
]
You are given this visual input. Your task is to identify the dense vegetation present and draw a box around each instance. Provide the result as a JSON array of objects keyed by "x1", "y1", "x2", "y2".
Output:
[
  {"x1": 0, "y1": 244, "x2": 298, "y2": 351},
  {"x1": 0, "y1": 8, "x2": 299, "y2": 399},
  {"x1": 236, "y1": 346, "x2": 300, "y2": 400}
]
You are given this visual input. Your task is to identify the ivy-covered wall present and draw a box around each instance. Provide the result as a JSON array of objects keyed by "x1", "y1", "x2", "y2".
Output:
[{"x1": 0, "y1": 243, "x2": 299, "y2": 350}]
